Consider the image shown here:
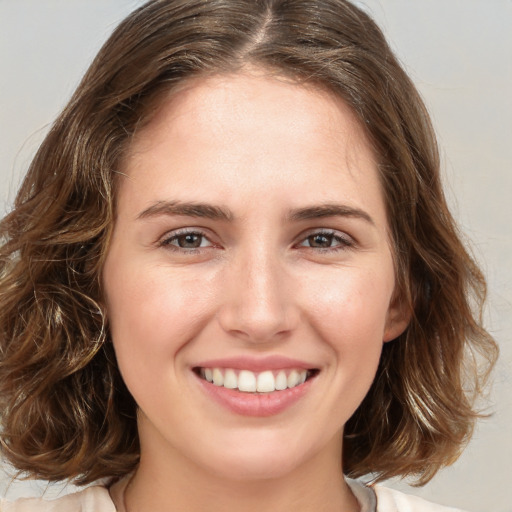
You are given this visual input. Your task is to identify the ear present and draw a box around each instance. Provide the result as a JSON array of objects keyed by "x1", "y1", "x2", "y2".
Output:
[{"x1": 383, "y1": 295, "x2": 411, "y2": 342}]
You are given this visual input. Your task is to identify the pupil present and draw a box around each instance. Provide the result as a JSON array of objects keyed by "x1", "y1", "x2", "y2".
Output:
[
  {"x1": 310, "y1": 234, "x2": 331, "y2": 248},
  {"x1": 178, "y1": 234, "x2": 201, "y2": 248}
]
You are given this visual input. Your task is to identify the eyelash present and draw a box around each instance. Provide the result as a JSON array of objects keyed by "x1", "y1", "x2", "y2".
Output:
[
  {"x1": 159, "y1": 229, "x2": 213, "y2": 252},
  {"x1": 297, "y1": 230, "x2": 355, "y2": 251},
  {"x1": 158, "y1": 228, "x2": 355, "y2": 253}
]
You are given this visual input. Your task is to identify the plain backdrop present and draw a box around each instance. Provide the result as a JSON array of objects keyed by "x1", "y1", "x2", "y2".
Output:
[{"x1": 0, "y1": 1, "x2": 511, "y2": 511}]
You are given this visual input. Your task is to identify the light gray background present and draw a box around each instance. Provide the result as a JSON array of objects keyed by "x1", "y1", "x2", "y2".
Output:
[{"x1": 0, "y1": 1, "x2": 510, "y2": 511}]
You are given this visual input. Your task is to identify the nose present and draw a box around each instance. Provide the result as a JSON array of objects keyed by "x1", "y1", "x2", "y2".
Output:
[{"x1": 216, "y1": 247, "x2": 299, "y2": 343}]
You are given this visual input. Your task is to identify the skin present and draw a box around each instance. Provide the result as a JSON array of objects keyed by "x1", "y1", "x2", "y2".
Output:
[{"x1": 103, "y1": 69, "x2": 409, "y2": 512}]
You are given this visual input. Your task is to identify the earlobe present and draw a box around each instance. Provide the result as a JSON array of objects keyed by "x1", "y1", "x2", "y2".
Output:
[{"x1": 383, "y1": 298, "x2": 411, "y2": 343}]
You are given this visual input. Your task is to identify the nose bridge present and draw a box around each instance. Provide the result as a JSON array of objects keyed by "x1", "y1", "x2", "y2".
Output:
[{"x1": 218, "y1": 242, "x2": 296, "y2": 341}]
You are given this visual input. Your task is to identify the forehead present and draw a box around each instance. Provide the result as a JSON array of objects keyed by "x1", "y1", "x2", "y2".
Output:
[
  {"x1": 120, "y1": 70, "x2": 387, "y2": 228},
  {"x1": 129, "y1": 69, "x2": 375, "y2": 162}
]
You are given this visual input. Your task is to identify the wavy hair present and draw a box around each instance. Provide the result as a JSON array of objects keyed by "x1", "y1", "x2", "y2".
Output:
[{"x1": 0, "y1": 0, "x2": 497, "y2": 485}]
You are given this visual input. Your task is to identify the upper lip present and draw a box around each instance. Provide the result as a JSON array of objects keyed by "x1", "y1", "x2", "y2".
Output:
[{"x1": 194, "y1": 355, "x2": 318, "y2": 372}]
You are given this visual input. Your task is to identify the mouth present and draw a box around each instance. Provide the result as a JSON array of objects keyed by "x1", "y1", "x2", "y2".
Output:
[{"x1": 194, "y1": 367, "x2": 320, "y2": 393}]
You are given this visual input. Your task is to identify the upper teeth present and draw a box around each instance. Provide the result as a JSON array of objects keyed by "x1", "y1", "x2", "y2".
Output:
[{"x1": 201, "y1": 368, "x2": 308, "y2": 393}]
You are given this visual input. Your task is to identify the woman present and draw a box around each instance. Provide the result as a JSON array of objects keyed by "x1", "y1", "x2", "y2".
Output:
[{"x1": 0, "y1": 1, "x2": 497, "y2": 511}]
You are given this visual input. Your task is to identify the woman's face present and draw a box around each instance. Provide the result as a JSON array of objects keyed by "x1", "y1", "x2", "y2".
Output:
[{"x1": 103, "y1": 70, "x2": 408, "y2": 481}]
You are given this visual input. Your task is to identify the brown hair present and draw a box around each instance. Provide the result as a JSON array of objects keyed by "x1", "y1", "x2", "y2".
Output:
[{"x1": 0, "y1": 0, "x2": 497, "y2": 485}]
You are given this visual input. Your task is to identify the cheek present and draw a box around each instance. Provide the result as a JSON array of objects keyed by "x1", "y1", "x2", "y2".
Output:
[
  {"x1": 303, "y1": 265, "x2": 394, "y2": 343},
  {"x1": 104, "y1": 261, "x2": 217, "y2": 373},
  {"x1": 302, "y1": 265, "x2": 393, "y2": 389},
  {"x1": 285, "y1": 265, "x2": 393, "y2": 431}
]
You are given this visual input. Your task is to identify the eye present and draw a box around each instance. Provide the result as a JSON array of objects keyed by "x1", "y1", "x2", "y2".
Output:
[
  {"x1": 160, "y1": 230, "x2": 213, "y2": 250},
  {"x1": 298, "y1": 230, "x2": 354, "y2": 250}
]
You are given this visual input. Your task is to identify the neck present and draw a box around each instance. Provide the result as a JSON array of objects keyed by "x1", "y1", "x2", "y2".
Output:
[{"x1": 121, "y1": 436, "x2": 359, "y2": 512}]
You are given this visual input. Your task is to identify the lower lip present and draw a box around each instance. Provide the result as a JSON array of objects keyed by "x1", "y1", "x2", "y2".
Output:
[{"x1": 196, "y1": 374, "x2": 314, "y2": 417}]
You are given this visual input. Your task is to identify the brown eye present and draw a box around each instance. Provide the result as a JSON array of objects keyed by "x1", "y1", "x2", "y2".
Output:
[
  {"x1": 175, "y1": 233, "x2": 204, "y2": 248},
  {"x1": 298, "y1": 231, "x2": 354, "y2": 251},
  {"x1": 307, "y1": 234, "x2": 334, "y2": 248},
  {"x1": 160, "y1": 231, "x2": 212, "y2": 250}
]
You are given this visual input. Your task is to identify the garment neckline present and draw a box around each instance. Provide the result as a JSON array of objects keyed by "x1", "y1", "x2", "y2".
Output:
[{"x1": 109, "y1": 474, "x2": 376, "y2": 512}]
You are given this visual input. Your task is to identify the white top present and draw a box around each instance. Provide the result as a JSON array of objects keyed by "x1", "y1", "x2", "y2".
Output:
[{"x1": 0, "y1": 478, "x2": 465, "y2": 511}]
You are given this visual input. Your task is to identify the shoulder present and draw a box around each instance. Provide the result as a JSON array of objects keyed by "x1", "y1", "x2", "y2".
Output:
[
  {"x1": 373, "y1": 485, "x2": 466, "y2": 512},
  {"x1": 0, "y1": 485, "x2": 116, "y2": 512}
]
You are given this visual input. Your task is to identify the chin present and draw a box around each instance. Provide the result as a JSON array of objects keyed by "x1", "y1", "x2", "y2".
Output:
[
  {"x1": 203, "y1": 449, "x2": 304, "y2": 482},
  {"x1": 189, "y1": 427, "x2": 332, "y2": 483}
]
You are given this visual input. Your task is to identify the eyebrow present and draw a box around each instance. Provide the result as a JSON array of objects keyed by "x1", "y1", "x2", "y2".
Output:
[
  {"x1": 137, "y1": 200, "x2": 374, "y2": 225},
  {"x1": 137, "y1": 200, "x2": 233, "y2": 221},
  {"x1": 287, "y1": 204, "x2": 375, "y2": 225}
]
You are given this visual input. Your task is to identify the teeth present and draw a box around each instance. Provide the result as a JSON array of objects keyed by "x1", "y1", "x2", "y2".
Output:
[
  {"x1": 223, "y1": 369, "x2": 238, "y2": 389},
  {"x1": 256, "y1": 371, "x2": 275, "y2": 392},
  {"x1": 287, "y1": 370, "x2": 300, "y2": 388},
  {"x1": 212, "y1": 368, "x2": 224, "y2": 386},
  {"x1": 238, "y1": 370, "x2": 257, "y2": 392},
  {"x1": 200, "y1": 367, "x2": 310, "y2": 393},
  {"x1": 275, "y1": 371, "x2": 288, "y2": 390}
]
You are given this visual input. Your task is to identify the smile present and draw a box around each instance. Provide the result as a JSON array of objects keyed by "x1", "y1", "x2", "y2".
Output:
[{"x1": 196, "y1": 367, "x2": 317, "y2": 393}]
